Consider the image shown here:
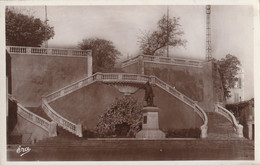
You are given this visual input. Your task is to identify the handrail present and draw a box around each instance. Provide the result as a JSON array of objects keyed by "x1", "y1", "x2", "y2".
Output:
[
  {"x1": 6, "y1": 46, "x2": 91, "y2": 57},
  {"x1": 195, "y1": 104, "x2": 208, "y2": 138},
  {"x1": 122, "y1": 55, "x2": 205, "y2": 68},
  {"x1": 154, "y1": 76, "x2": 208, "y2": 138},
  {"x1": 42, "y1": 99, "x2": 82, "y2": 137},
  {"x1": 17, "y1": 103, "x2": 50, "y2": 132},
  {"x1": 215, "y1": 104, "x2": 243, "y2": 137},
  {"x1": 44, "y1": 75, "x2": 96, "y2": 103},
  {"x1": 42, "y1": 72, "x2": 208, "y2": 138},
  {"x1": 215, "y1": 104, "x2": 240, "y2": 127}
]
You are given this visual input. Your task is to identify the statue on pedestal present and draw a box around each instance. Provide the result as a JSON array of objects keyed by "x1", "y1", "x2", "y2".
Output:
[{"x1": 143, "y1": 81, "x2": 154, "y2": 106}]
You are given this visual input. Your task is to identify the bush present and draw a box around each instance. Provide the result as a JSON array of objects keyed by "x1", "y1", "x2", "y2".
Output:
[{"x1": 95, "y1": 96, "x2": 143, "y2": 138}]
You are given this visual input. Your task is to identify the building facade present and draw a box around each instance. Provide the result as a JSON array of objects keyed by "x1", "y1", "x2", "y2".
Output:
[{"x1": 226, "y1": 66, "x2": 245, "y2": 104}]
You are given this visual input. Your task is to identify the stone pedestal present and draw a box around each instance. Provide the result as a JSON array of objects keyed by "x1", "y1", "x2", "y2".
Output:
[{"x1": 136, "y1": 106, "x2": 165, "y2": 139}]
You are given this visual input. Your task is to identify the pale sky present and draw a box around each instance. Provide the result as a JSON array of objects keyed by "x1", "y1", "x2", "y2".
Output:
[{"x1": 12, "y1": 5, "x2": 254, "y2": 99}]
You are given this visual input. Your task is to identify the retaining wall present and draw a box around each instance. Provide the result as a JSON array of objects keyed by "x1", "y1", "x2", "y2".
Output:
[
  {"x1": 122, "y1": 59, "x2": 217, "y2": 111},
  {"x1": 10, "y1": 53, "x2": 90, "y2": 107}
]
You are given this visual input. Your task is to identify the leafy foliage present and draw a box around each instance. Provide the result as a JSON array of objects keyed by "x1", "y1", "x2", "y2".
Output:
[
  {"x1": 79, "y1": 38, "x2": 121, "y2": 73},
  {"x1": 138, "y1": 15, "x2": 187, "y2": 56},
  {"x1": 6, "y1": 8, "x2": 55, "y2": 47},
  {"x1": 95, "y1": 96, "x2": 143, "y2": 138},
  {"x1": 216, "y1": 54, "x2": 241, "y2": 99}
]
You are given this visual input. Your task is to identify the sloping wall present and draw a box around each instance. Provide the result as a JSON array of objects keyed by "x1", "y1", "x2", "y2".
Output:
[
  {"x1": 10, "y1": 54, "x2": 89, "y2": 107},
  {"x1": 50, "y1": 82, "x2": 203, "y2": 131}
]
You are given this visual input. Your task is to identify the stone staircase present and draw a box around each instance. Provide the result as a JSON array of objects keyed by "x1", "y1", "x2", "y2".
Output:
[{"x1": 206, "y1": 112, "x2": 242, "y2": 139}]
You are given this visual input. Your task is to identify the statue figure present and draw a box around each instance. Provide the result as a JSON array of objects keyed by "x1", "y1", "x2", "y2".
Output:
[{"x1": 143, "y1": 81, "x2": 154, "y2": 106}]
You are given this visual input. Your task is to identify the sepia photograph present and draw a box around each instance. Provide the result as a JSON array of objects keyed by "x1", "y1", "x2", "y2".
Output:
[{"x1": 1, "y1": 1, "x2": 259, "y2": 164}]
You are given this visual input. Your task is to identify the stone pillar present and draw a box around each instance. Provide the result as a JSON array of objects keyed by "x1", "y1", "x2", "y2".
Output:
[
  {"x1": 139, "y1": 55, "x2": 144, "y2": 75},
  {"x1": 247, "y1": 120, "x2": 253, "y2": 140},
  {"x1": 150, "y1": 75, "x2": 156, "y2": 85},
  {"x1": 136, "y1": 106, "x2": 165, "y2": 139},
  {"x1": 87, "y1": 52, "x2": 93, "y2": 77},
  {"x1": 236, "y1": 124, "x2": 244, "y2": 138},
  {"x1": 48, "y1": 121, "x2": 57, "y2": 137},
  {"x1": 76, "y1": 124, "x2": 83, "y2": 137},
  {"x1": 200, "y1": 125, "x2": 208, "y2": 138},
  {"x1": 96, "y1": 72, "x2": 102, "y2": 80},
  {"x1": 47, "y1": 48, "x2": 52, "y2": 55}
]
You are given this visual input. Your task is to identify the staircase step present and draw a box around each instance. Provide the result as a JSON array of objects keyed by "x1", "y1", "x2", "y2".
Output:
[{"x1": 206, "y1": 112, "x2": 241, "y2": 139}]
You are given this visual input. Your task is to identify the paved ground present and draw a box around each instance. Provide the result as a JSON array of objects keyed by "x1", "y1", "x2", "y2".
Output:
[{"x1": 7, "y1": 139, "x2": 254, "y2": 161}]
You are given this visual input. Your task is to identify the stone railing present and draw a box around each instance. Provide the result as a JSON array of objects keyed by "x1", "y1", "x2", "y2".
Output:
[
  {"x1": 215, "y1": 104, "x2": 243, "y2": 138},
  {"x1": 42, "y1": 72, "x2": 208, "y2": 138},
  {"x1": 44, "y1": 75, "x2": 96, "y2": 103},
  {"x1": 122, "y1": 55, "x2": 204, "y2": 68},
  {"x1": 153, "y1": 77, "x2": 195, "y2": 107},
  {"x1": 194, "y1": 104, "x2": 208, "y2": 138},
  {"x1": 42, "y1": 99, "x2": 82, "y2": 137},
  {"x1": 17, "y1": 103, "x2": 57, "y2": 137},
  {"x1": 6, "y1": 46, "x2": 91, "y2": 57},
  {"x1": 121, "y1": 55, "x2": 141, "y2": 67},
  {"x1": 153, "y1": 76, "x2": 208, "y2": 138}
]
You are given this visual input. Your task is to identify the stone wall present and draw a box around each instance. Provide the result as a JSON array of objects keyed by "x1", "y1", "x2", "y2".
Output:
[{"x1": 10, "y1": 54, "x2": 90, "y2": 107}]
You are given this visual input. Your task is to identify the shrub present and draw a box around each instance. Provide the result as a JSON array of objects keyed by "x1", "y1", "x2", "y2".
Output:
[{"x1": 95, "y1": 96, "x2": 143, "y2": 138}]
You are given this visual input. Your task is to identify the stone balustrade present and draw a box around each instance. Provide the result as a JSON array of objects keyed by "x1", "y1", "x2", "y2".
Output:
[
  {"x1": 215, "y1": 104, "x2": 243, "y2": 138},
  {"x1": 122, "y1": 55, "x2": 204, "y2": 68},
  {"x1": 42, "y1": 99, "x2": 82, "y2": 137},
  {"x1": 42, "y1": 72, "x2": 208, "y2": 138},
  {"x1": 194, "y1": 104, "x2": 208, "y2": 138},
  {"x1": 17, "y1": 103, "x2": 57, "y2": 137},
  {"x1": 6, "y1": 46, "x2": 91, "y2": 57}
]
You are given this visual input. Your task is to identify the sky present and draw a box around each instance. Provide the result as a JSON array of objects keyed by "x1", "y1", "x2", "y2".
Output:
[{"x1": 12, "y1": 5, "x2": 254, "y2": 100}]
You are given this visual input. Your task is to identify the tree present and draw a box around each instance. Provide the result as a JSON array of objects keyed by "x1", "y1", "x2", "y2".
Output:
[
  {"x1": 95, "y1": 96, "x2": 143, "y2": 137},
  {"x1": 138, "y1": 14, "x2": 187, "y2": 56},
  {"x1": 6, "y1": 8, "x2": 55, "y2": 47},
  {"x1": 216, "y1": 54, "x2": 241, "y2": 99},
  {"x1": 79, "y1": 38, "x2": 121, "y2": 73}
]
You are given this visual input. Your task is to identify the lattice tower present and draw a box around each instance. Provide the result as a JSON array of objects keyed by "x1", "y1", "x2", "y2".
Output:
[{"x1": 206, "y1": 5, "x2": 212, "y2": 61}]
